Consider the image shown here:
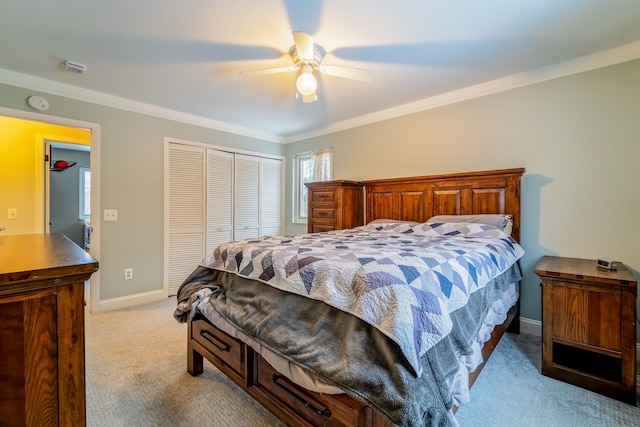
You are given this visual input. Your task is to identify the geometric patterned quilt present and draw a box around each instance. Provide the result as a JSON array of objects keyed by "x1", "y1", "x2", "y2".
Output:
[{"x1": 201, "y1": 220, "x2": 525, "y2": 376}]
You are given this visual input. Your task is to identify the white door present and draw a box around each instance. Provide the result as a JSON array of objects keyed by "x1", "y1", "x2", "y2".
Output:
[
  {"x1": 206, "y1": 149, "x2": 233, "y2": 254},
  {"x1": 233, "y1": 154, "x2": 260, "y2": 240},
  {"x1": 166, "y1": 143, "x2": 205, "y2": 296},
  {"x1": 260, "y1": 158, "x2": 283, "y2": 237}
]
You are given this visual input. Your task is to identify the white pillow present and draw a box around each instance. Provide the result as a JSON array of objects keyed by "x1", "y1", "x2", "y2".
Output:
[
  {"x1": 367, "y1": 219, "x2": 419, "y2": 225},
  {"x1": 427, "y1": 214, "x2": 513, "y2": 236}
]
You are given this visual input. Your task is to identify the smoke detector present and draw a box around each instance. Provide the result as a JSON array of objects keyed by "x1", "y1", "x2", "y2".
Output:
[{"x1": 65, "y1": 60, "x2": 87, "y2": 74}]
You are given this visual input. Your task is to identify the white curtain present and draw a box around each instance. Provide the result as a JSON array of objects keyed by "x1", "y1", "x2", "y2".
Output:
[
  {"x1": 310, "y1": 149, "x2": 332, "y2": 182},
  {"x1": 297, "y1": 149, "x2": 332, "y2": 221}
]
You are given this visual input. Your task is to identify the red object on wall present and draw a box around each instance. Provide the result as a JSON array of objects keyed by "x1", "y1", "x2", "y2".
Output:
[
  {"x1": 53, "y1": 160, "x2": 69, "y2": 168},
  {"x1": 50, "y1": 160, "x2": 76, "y2": 171}
]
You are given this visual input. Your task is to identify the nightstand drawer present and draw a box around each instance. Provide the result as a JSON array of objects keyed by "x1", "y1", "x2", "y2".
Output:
[{"x1": 549, "y1": 281, "x2": 622, "y2": 352}]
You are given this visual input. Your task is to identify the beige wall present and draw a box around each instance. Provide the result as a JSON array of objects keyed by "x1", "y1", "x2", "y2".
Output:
[{"x1": 285, "y1": 58, "x2": 640, "y2": 339}]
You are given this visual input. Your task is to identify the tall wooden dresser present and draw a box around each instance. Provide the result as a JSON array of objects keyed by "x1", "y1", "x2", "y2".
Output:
[
  {"x1": 305, "y1": 180, "x2": 364, "y2": 232},
  {"x1": 0, "y1": 233, "x2": 99, "y2": 426}
]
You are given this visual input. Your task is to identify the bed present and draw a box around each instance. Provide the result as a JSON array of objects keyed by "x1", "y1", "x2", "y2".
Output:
[{"x1": 174, "y1": 168, "x2": 525, "y2": 427}]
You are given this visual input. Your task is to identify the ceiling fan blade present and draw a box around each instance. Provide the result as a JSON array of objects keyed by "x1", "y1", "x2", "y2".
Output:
[
  {"x1": 318, "y1": 65, "x2": 372, "y2": 82},
  {"x1": 293, "y1": 31, "x2": 314, "y2": 62},
  {"x1": 284, "y1": 0, "x2": 323, "y2": 36},
  {"x1": 239, "y1": 66, "x2": 297, "y2": 77}
]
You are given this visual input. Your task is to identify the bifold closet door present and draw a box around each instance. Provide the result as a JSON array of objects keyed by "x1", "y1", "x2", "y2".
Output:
[
  {"x1": 166, "y1": 144, "x2": 205, "y2": 296},
  {"x1": 260, "y1": 158, "x2": 283, "y2": 237},
  {"x1": 206, "y1": 149, "x2": 233, "y2": 255},
  {"x1": 166, "y1": 143, "x2": 284, "y2": 296},
  {"x1": 233, "y1": 154, "x2": 260, "y2": 240}
]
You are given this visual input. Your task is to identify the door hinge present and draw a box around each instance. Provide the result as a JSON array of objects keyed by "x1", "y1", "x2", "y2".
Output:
[{"x1": 45, "y1": 154, "x2": 49, "y2": 162}]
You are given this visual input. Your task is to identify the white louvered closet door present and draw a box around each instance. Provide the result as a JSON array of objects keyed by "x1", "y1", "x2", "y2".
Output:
[
  {"x1": 206, "y1": 149, "x2": 233, "y2": 255},
  {"x1": 260, "y1": 158, "x2": 283, "y2": 237},
  {"x1": 234, "y1": 154, "x2": 260, "y2": 240},
  {"x1": 167, "y1": 144, "x2": 205, "y2": 296}
]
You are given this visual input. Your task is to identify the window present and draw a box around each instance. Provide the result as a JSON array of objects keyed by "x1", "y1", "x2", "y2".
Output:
[
  {"x1": 293, "y1": 149, "x2": 332, "y2": 223},
  {"x1": 79, "y1": 167, "x2": 91, "y2": 218}
]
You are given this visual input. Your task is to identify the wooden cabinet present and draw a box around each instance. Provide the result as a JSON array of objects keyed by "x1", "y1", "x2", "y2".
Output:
[
  {"x1": 0, "y1": 233, "x2": 98, "y2": 426},
  {"x1": 535, "y1": 256, "x2": 637, "y2": 404},
  {"x1": 305, "y1": 180, "x2": 363, "y2": 233}
]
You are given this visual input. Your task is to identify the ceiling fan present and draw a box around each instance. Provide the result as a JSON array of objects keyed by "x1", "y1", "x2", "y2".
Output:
[{"x1": 239, "y1": 31, "x2": 372, "y2": 103}]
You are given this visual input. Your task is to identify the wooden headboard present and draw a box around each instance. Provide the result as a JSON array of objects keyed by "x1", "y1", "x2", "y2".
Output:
[{"x1": 362, "y1": 168, "x2": 525, "y2": 242}]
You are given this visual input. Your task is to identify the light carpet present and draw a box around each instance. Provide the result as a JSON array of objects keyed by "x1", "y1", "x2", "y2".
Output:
[{"x1": 86, "y1": 297, "x2": 640, "y2": 427}]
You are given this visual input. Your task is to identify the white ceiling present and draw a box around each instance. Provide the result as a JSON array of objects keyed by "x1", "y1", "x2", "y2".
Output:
[{"x1": 2, "y1": 0, "x2": 640, "y2": 142}]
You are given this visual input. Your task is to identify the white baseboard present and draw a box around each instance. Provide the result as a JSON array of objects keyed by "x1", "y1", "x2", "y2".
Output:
[
  {"x1": 520, "y1": 316, "x2": 542, "y2": 336},
  {"x1": 96, "y1": 289, "x2": 166, "y2": 312},
  {"x1": 520, "y1": 316, "x2": 640, "y2": 396}
]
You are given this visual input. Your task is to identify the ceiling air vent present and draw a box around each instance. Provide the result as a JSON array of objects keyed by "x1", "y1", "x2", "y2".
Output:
[{"x1": 65, "y1": 60, "x2": 87, "y2": 74}]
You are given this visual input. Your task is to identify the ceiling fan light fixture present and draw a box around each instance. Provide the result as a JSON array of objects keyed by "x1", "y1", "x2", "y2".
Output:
[
  {"x1": 240, "y1": 31, "x2": 370, "y2": 103},
  {"x1": 296, "y1": 65, "x2": 317, "y2": 97}
]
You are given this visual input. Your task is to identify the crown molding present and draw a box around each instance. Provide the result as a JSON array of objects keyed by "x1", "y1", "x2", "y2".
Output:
[
  {"x1": 285, "y1": 40, "x2": 640, "y2": 143},
  {"x1": 0, "y1": 68, "x2": 285, "y2": 144}
]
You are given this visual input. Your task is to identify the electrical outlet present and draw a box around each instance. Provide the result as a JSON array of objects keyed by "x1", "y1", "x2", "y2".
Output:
[
  {"x1": 7, "y1": 208, "x2": 17, "y2": 219},
  {"x1": 124, "y1": 268, "x2": 133, "y2": 280},
  {"x1": 104, "y1": 209, "x2": 118, "y2": 221}
]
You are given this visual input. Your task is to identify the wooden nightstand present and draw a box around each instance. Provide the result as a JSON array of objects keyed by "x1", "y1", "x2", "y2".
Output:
[
  {"x1": 534, "y1": 256, "x2": 637, "y2": 404},
  {"x1": 305, "y1": 180, "x2": 363, "y2": 233}
]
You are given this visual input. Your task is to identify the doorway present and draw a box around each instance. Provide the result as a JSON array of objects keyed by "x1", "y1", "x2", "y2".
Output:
[
  {"x1": 45, "y1": 141, "x2": 91, "y2": 247},
  {"x1": 45, "y1": 141, "x2": 92, "y2": 308},
  {"x1": 0, "y1": 107, "x2": 101, "y2": 312}
]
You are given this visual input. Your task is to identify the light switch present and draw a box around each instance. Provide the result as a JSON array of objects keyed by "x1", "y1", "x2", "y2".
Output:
[
  {"x1": 8, "y1": 209, "x2": 17, "y2": 219},
  {"x1": 104, "y1": 209, "x2": 118, "y2": 221}
]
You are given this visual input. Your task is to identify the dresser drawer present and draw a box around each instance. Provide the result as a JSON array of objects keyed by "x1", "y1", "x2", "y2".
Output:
[
  {"x1": 311, "y1": 190, "x2": 336, "y2": 203},
  {"x1": 255, "y1": 355, "x2": 369, "y2": 427},
  {"x1": 310, "y1": 223, "x2": 337, "y2": 233},
  {"x1": 311, "y1": 207, "x2": 336, "y2": 220},
  {"x1": 191, "y1": 318, "x2": 245, "y2": 379}
]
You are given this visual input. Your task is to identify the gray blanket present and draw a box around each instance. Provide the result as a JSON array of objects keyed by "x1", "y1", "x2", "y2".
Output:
[{"x1": 175, "y1": 263, "x2": 522, "y2": 427}]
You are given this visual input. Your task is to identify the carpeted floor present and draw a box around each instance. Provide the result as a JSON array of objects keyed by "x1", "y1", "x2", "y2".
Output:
[
  {"x1": 85, "y1": 297, "x2": 640, "y2": 427},
  {"x1": 455, "y1": 333, "x2": 640, "y2": 426},
  {"x1": 85, "y1": 297, "x2": 284, "y2": 427}
]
